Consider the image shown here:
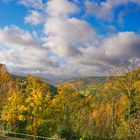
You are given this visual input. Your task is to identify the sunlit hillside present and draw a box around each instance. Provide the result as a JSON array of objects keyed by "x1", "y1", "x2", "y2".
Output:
[{"x1": 0, "y1": 63, "x2": 140, "y2": 140}]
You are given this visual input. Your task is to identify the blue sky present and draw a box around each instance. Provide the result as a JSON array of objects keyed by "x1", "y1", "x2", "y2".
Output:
[
  {"x1": 0, "y1": 1, "x2": 140, "y2": 33},
  {"x1": 0, "y1": 2, "x2": 26, "y2": 27},
  {"x1": 0, "y1": 0, "x2": 140, "y2": 77}
]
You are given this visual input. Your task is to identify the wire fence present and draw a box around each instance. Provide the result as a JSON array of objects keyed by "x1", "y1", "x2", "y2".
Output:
[
  {"x1": 0, "y1": 125, "x2": 58, "y2": 140},
  {"x1": 1, "y1": 125, "x2": 140, "y2": 140},
  {"x1": 2, "y1": 131, "x2": 57, "y2": 140}
]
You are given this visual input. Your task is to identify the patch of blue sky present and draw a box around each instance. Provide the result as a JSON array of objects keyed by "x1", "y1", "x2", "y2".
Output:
[{"x1": 0, "y1": 1, "x2": 43, "y2": 33}]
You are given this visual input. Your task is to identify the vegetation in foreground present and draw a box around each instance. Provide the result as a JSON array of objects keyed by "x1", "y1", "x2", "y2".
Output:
[{"x1": 0, "y1": 63, "x2": 140, "y2": 140}]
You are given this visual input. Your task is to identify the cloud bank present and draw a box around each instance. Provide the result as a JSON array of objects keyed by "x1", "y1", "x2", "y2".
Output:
[{"x1": 0, "y1": 0, "x2": 140, "y2": 77}]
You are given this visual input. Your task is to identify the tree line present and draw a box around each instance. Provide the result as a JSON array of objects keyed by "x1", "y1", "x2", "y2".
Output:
[{"x1": 0, "y1": 63, "x2": 140, "y2": 140}]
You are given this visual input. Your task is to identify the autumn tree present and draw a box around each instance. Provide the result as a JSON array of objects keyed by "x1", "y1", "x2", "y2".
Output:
[
  {"x1": 111, "y1": 59, "x2": 140, "y2": 138},
  {"x1": 20, "y1": 76, "x2": 55, "y2": 137},
  {"x1": 0, "y1": 64, "x2": 17, "y2": 125},
  {"x1": 51, "y1": 84, "x2": 93, "y2": 139}
]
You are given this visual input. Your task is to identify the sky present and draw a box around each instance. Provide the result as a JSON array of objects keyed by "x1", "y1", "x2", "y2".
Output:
[{"x1": 0, "y1": 0, "x2": 140, "y2": 77}]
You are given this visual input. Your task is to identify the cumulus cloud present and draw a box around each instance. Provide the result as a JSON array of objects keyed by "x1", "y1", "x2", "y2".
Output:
[
  {"x1": 24, "y1": 10, "x2": 44, "y2": 25},
  {"x1": 41, "y1": 0, "x2": 140, "y2": 76},
  {"x1": 0, "y1": 26, "x2": 59, "y2": 75},
  {"x1": 0, "y1": 25, "x2": 39, "y2": 47},
  {"x1": 104, "y1": 32, "x2": 140, "y2": 60},
  {"x1": 43, "y1": 0, "x2": 96, "y2": 58},
  {"x1": 85, "y1": 0, "x2": 140, "y2": 21},
  {"x1": 44, "y1": 17, "x2": 96, "y2": 57},
  {"x1": 46, "y1": 0, "x2": 79, "y2": 17},
  {"x1": 18, "y1": 0, "x2": 45, "y2": 10},
  {"x1": 75, "y1": 32, "x2": 140, "y2": 67},
  {"x1": 1, "y1": 0, "x2": 140, "y2": 77}
]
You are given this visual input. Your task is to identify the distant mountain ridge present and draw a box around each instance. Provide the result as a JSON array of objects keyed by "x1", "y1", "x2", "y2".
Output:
[{"x1": 12, "y1": 74, "x2": 107, "y2": 86}]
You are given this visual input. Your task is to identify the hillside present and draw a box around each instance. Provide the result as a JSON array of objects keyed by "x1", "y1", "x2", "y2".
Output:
[
  {"x1": 1, "y1": 64, "x2": 140, "y2": 140},
  {"x1": 11, "y1": 74, "x2": 57, "y2": 95},
  {"x1": 12, "y1": 73, "x2": 107, "y2": 85},
  {"x1": 11, "y1": 74, "x2": 109, "y2": 96},
  {"x1": 63, "y1": 76, "x2": 107, "y2": 85},
  {"x1": 60, "y1": 76, "x2": 108, "y2": 96}
]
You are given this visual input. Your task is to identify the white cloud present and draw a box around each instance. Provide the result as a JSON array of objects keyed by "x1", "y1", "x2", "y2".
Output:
[
  {"x1": 18, "y1": 0, "x2": 44, "y2": 10},
  {"x1": 24, "y1": 10, "x2": 44, "y2": 25},
  {"x1": 42, "y1": 0, "x2": 140, "y2": 76},
  {"x1": 0, "y1": 25, "x2": 39, "y2": 47},
  {"x1": 74, "y1": 32, "x2": 140, "y2": 67},
  {"x1": 44, "y1": 17, "x2": 96, "y2": 57},
  {"x1": 104, "y1": 32, "x2": 140, "y2": 58},
  {"x1": 1, "y1": 0, "x2": 140, "y2": 77},
  {"x1": 46, "y1": 0, "x2": 79, "y2": 18},
  {"x1": 43, "y1": 0, "x2": 96, "y2": 58},
  {"x1": 0, "y1": 26, "x2": 59, "y2": 75},
  {"x1": 85, "y1": 0, "x2": 140, "y2": 21}
]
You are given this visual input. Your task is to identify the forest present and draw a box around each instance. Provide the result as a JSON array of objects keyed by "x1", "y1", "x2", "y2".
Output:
[{"x1": 0, "y1": 63, "x2": 140, "y2": 140}]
